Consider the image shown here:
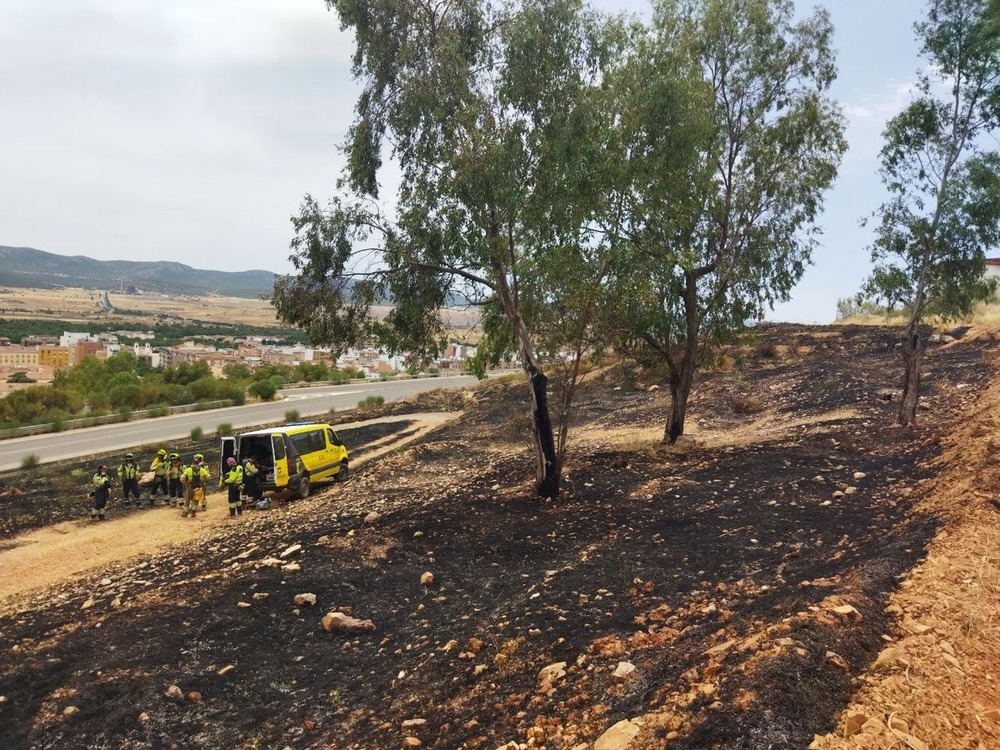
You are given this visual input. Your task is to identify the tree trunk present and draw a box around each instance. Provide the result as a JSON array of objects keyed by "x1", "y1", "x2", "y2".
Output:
[
  {"x1": 494, "y1": 267, "x2": 560, "y2": 498},
  {"x1": 664, "y1": 270, "x2": 700, "y2": 444},
  {"x1": 527, "y1": 366, "x2": 560, "y2": 498},
  {"x1": 898, "y1": 326, "x2": 920, "y2": 426},
  {"x1": 665, "y1": 334, "x2": 698, "y2": 444}
]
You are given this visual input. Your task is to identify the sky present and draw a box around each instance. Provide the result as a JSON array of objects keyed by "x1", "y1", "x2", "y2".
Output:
[{"x1": 0, "y1": 0, "x2": 927, "y2": 323}]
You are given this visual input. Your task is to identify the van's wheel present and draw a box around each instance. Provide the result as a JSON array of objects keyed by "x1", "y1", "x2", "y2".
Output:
[
  {"x1": 298, "y1": 476, "x2": 311, "y2": 499},
  {"x1": 336, "y1": 463, "x2": 349, "y2": 483}
]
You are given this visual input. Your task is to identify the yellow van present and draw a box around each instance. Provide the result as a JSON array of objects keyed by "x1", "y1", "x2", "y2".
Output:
[{"x1": 221, "y1": 423, "x2": 348, "y2": 499}]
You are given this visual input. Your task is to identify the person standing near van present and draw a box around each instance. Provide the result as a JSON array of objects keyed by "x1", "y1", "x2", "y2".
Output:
[
  {"x1": 180, "y1": 453, "x2": 210, "y2": 518},
  {"x1": 90, "y1": 464, "x2": 111, "y2": 521},
  {"x1": 243, "y1": 456, "x2": 261, "y2": 505},
  {"x1": 118, "y1": 453, "x2": 141, "y2": 507},
  {"x1": 222, "y1": 457, "x2": 244, "y2": 517},
  {"x1": 149, "y1": 449, "x2": 169, "y2": 503},
  {"x1": 167, "y1": 453, "x2": 184, "y2": 505}
]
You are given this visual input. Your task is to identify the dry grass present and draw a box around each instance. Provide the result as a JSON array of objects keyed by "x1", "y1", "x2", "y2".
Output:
[{"x1": 835, "y1": 300, "x2": 1000, "y2": 329}]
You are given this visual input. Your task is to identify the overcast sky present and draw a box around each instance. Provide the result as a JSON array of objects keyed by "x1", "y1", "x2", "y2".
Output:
[{"x1": 0, "y1": 0, "x2": 926, "y2": 322}]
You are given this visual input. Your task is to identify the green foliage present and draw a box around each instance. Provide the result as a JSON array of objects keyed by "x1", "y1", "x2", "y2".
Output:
[
  {"x1": 253, "y1": 364, "x2": 292, "y2": 383},
  {"x1": 222, "y1": 362, "x2": 252, "y2": 381},
  {"x1": 0, "y1": 349, "x2": 251, "y2": 428},
  {"x1": 864, "y1": 0, "x2": 1000, "y2": 320},
  {"x1": 20, "y1": 453, "x2": 39, "y2": 469},
  {"x1": 247, "y1": 379, "x2": 278, "y2": 401},
  {"x1": 601, "y1": 0, "x2": 847, "y2": 442},
  {"x1": 190, "y1": 426, "x2": 204, "y2": 441},
  {"x1": 284, "y1": 409, "x2": 300, "y2": 422},
  {"x1": 358, "y1": 395, "x2": 385, "y2": 409},
  {"x1": 277, "y1": 0, "x2": 628, "y2": 496},
  {"x1": 295, "y1": 361, "x2": 330, "y2": 382},
  {"x1": 6, "y1": 371, "x2": 35, "y2": 383},
  {"x1": 216, "y1": 422, "x2": 233, "y2": 436},
  {"x1": 861, "y1": 0, "x2": 1000, "y2": 423}
]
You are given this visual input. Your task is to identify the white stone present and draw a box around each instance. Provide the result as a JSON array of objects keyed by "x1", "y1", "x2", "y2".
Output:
[{"x1": 594, "y1": 719, "x2": 642, "y2": 750}]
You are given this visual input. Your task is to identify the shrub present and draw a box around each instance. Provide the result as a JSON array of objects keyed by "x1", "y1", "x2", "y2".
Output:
[
  {"x1": 248, "y1": 379, "x2": 278, "y2": 401},
  {"x1": 21, "y1": 453, "x2": 39, "y2": 469},
  {"x1": 730, "y1": 395, "x2": 763, "y2": 414},
  {"x1": 358, "y1": 395, "x2": 385, "y2": 409},
  {"x1": 284, "y1": 409, "x2": 300, "y2": 423},
  {"x1": 51, "y1": 419, "x2": 66, "y2": 433},
  {"x1": 755, "y1": 342, "x2": 781, "y2": 359},
  {"x1": 190, "y1": 426, "x2": 204, "y2": 441},
  {"x1": 216, "y1": 422, "x2": 233, "y2": 436}
]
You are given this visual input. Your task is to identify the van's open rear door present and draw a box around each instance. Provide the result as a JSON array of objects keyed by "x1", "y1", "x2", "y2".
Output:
[{"x1": 220, "y1": 436, "x2": 236, "y2": 477}]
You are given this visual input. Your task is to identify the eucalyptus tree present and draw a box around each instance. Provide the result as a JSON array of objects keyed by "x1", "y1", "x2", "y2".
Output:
[
  {"x1": 861, "y1": 0, "x2": 1000, "y2": 425},
  {"x1": 272, "y1": 0, "x2": 624, "y2": 498},
  {"x1": 602, "y1": 0, "x2": 847, "y2": 444}
]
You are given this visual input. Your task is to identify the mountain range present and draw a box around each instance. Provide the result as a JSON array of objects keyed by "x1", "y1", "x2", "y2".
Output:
[{"x1": 0, "y1": 246, "x2": 278, "y2": 299}]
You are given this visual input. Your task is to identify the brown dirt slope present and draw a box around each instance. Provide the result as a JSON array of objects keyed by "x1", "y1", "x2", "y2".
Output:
[{"x1": 0, "y1": 323, "x2": 998, "y2": 750}]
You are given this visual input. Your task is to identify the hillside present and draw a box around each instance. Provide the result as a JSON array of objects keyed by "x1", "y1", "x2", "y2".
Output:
[
  {"x1": 0, "y1": 246, "x2": 277, "y2": 299},
  {"x1": 0, "y1": 323, "x2": 998, "y2": 749}
]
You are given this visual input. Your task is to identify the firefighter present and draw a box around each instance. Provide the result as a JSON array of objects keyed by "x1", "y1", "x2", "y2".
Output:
[
  {"x1": 221, "y1": 457, "x2": 244, "y2": 517},
  {"x1": 90, "y1": 464, "x2": 111, "y2": 521},
  {"x1": 149, "y1": 449, "x2": 169, "y2": 503},
  {"x1": 167, "y1": 453, "x2": 184, "y2": 506},
  {"x1": 117, "y1": 453, "x2": 141, "y2": 507},
  {"x1": 179, "y1": 453, "x2": 210, "y2": 518},
  {"x1": 242, "y1": 456, "x2": 262, "y2": 506}
]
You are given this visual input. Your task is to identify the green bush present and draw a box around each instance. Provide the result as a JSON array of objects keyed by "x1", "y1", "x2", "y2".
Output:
[
  {"x1": 21, "y1": 453, "x2": 39, "y2": 469},
  {"x1": 190, "y1": 426, "x2": 204, "y2": 441},
  {"x1": 284, "y1": 409, "x2": 300, "y2": 423},
  {"x1": 216, "y1": 422, "x2": 233, "y2": 436},
  {"x1": 358, "y1": 395, "x2": 385, "y2": 409},
  {"x1": 248, "y1": 379, "x2": 278, "y2": 401}
]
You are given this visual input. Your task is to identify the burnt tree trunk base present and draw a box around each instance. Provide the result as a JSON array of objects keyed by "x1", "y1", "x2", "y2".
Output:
[
  {"x1": 529, "y1": 369, "x2": 560, "y2": 499},
  {"x1": 898, "y1": 331, "x2": 920, "y2": 426}
]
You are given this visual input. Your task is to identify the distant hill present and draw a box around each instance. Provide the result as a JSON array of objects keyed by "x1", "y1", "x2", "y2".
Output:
[{"x1": 0, "y1": 246, "x2": 278, "y2": 299}]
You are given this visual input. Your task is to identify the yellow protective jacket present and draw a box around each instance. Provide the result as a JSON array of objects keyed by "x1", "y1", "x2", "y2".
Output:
[
  {"x1": 223, "y1": 464, "x2": 244, "y2": 487},
  {"x1": 150, "y1": 457, "x2": 169, "y2": 476},
  {"x1": 118, "y1": 462, "x2": 140, "y2": 480},
  {"x1": 180, "y1": 464, "x2": 210, "y2": 487},
  {"x1": 92, "y1": 473, "x2": 111, "y2": 489}
]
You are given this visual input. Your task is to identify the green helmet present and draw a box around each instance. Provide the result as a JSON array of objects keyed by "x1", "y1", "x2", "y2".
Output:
[
  {"x1": 125, "y1": 453, "x2": 134, "y2": 460},
  {"x1": 170, "y1": 452, "x2": 180, "y2": 460},
  {"x1": 194, "y1": 453, "x2": 204, "y2": 461}
]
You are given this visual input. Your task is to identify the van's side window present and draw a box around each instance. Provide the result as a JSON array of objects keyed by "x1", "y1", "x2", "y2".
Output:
[
  {"x1": 327, "y1": 429, "x2": 342, "y2": 447},
  {"x1": 272, "y1": 435, "x2": 286, "y2": 461},
  {"x1": 290, "y1": 429, "x2": 325, "y2": 455}
]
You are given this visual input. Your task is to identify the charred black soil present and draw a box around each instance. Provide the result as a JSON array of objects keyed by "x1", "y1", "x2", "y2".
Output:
[{"x1": 0, "y1": 323, "x2": 996, "y2": 750}]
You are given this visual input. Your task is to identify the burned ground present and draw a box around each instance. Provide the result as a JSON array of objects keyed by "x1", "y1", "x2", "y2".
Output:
[{"x1": 0, "y1": 323, "x2": 997, "y2": 750}]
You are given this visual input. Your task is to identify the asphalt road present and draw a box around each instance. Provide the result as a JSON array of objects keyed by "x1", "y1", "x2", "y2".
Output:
[{"x1": 0, "y1": 375, "x2": 481, "y2": 472}]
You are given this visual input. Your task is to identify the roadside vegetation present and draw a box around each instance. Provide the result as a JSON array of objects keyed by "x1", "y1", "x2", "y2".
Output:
[{"x1": 0, "y1": 352, "x2": 367, "y2": 430}]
